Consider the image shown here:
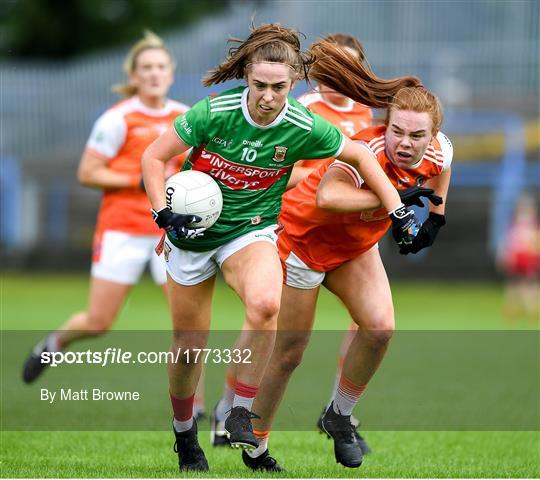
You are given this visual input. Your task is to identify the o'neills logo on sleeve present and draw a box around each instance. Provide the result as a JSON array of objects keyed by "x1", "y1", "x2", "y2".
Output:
[{"x1": 191, "y1": 150, "x2": 292, "y2": 191}]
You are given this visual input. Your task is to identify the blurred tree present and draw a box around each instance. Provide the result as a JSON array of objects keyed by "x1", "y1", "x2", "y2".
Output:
[{"x1": 2, "y1": 0, "x2": 233, "y2": 58}]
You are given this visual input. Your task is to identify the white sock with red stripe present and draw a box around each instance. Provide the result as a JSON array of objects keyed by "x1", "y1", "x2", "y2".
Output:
[
  {"x1": 170, "y1": 393, "x2": 194, "y2": 433},
  {"x1": 332, "y1": 374, "x2": 367, "y2": 417},
  {"x1": 232, "y1": 381, "x2": 258, "y2": 411}
]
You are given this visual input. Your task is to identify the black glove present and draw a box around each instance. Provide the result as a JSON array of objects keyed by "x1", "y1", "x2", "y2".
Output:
[
  {"x1": 400, "y1": 212, "x2": 446, "y2": 255},
  {"x1": 389, "y1": 204, "x2": 421, "y2": 249},
  {"x1": 399, "y1": 186, "x2": 443, "y2": 208},
  {"x1": 151, "y1": 208, "x2": 205, "y2": 240}
]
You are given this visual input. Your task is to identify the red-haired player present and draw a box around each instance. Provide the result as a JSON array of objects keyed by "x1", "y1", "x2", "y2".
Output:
[{"x1": 244, "y1": 42, "x2": 452, "y2": 471}]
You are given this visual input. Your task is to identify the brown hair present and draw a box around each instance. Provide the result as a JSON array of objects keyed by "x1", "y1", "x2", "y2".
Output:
[
  {"x1": 308, "y1": 39, "x2": 421, "y2": 108},
  {"x1": 112, "y1": 31, "x2": 174, "y2": 97},
  {"x1": 323, "y1": 33, "x2": 365, "y2": 62},
  {"x1": 203, "y1": 23, "x2": 313, "y2": 86},
  {"x1": 385, "y1": 87, "x2": 443, "y2": 134}
]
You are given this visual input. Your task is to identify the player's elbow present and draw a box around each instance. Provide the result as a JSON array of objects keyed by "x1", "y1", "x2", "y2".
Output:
[
  {"x1": 141, "y1": 147, "x2": 151, "y2": 168},
  {"x1": 77, "y1": 163, "x2": 93, "y2": 186},
  {"x1": 316, "y1": 186, "x2": 337, "y2": 211}
]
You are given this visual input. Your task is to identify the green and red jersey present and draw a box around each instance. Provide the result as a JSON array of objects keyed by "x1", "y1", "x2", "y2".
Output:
[{"x1": 172, "y1": 86, "x2": 344, "y2": 251}]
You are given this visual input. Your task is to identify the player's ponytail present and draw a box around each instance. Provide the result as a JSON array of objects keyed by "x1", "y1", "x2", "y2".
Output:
[
  {"x1": 308, "y1": 39, "x2": 421, "y2": 108},
  {"x1": 203, "y1": 22, "x2": 313, "y2": 86},
  {"x1": 112, "y1": 30, "x2": 174, "y2": 97}
]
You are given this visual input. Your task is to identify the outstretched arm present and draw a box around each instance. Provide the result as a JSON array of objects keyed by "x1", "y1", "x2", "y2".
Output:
[
  {"x1": 316, "y1": 167, "x2": 381, "y2": 212},
  {"x1": 316, "y1": 166, "x2": 442, "y2": 212}
]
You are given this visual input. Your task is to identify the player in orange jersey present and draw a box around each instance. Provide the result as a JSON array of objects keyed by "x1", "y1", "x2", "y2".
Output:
[
  {"x1": 243, "y1": 45, "x2": 452, "y2": 471},
  {"x1": 21, "y1": 32, "x2": 205, "y2": 411},
  {"x1": 210, "y1": 33, "x2": 376, "y2": 455}
]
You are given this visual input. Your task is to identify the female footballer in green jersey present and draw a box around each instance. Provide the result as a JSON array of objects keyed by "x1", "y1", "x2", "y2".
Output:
[{"x1": 141, "y1": 23, "x2": 420, "y2": 472}]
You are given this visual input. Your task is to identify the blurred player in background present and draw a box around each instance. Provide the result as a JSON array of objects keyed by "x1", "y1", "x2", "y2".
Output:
[
  {"x1": 291, "y1": 33, "x2": 372, "y2": 184},
  {"x1": 142, "y1": 22, "x2": 421, "y2": 472},
  {"x1": 21, "y1": 31, "x2": 208, "y2": 414},
  {"x1": 242, "y1": 39, "x2": 452, "y2": 472},
  {"x1": 211, "y1": 32, "x2": 374, "y2": 454},
  {"x1": 498, "y1": 193, "x2": 540, "y2": 323}
]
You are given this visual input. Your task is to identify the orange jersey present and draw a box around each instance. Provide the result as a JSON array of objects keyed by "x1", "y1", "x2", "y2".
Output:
[
  {"x1": 278, "y1": 126, "x2": 453, "y2": 271},
  {"x1": 86, "y1": 96, "x2": 189, "y2": 235},
  {"x1": 295, "y1": 89, "x2": 372, "y2": 169}
]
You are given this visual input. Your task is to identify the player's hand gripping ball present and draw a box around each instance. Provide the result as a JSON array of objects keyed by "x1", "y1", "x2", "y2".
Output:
[{"x1": 165, "y1": 170, "x2": 223, "y2": 229}]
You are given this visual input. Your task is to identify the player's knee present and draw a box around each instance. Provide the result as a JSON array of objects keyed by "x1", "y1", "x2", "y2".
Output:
[
  {"x1": 170, "y1": 330, "x2": 207, "y2": 365},
  {"x1": 365, "y1": 327, "x2": 394, "y2": 348},
  {"x1": 353, "y1": 308, "x2": 394, "y2": 348},
  {"x1": 85, "y1": 313, "x2": 114, "y2": 335},
  {"x1": 274, "y1": 336, "x2": 308, "y2": 373},
  {"x1": 276, "y1": 344, "x2": 305, "y2": 373},
  {"x1": 245, "y1": 294, "x2": 281, "y2": 327},
  {"x1": 171, "y1": 329, "x2": 206, "y2": 347}
]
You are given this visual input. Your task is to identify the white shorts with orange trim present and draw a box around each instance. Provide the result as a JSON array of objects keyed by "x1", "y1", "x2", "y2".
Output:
[
  {"x1": 283, "y1": 250, "x2": 326, "y2": 289},
  {"x1": 91, "y1": 230, "x2": 166, "y2": 285},
  {"x1": 164, "y1": 224, "x2": 278, "y2": 286}
]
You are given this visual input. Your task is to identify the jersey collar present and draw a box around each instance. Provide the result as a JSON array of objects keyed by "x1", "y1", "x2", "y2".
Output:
[{"x1": 241, "y1": 87, "x2": 289, "y2": 129}]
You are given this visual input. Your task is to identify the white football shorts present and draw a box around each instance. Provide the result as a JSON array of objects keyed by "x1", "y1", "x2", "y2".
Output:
[
  {"x1": 164, "y1": 224, "x2": 278, "y2": 286},
  {"x1": 91, "y1": 230, "x2": 166, "y2": 285},
  {"x1": 282, "y1": 250, "x2": 326, "y2": 289},
  {"x1": 282, "y1": 243, "x2": 381, "y2": 289}
]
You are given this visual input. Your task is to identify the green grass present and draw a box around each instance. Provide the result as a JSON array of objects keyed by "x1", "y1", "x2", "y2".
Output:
[
  {"x1": 2, "y1": 431, "x2": 539, "y2": 478},
  {"x1": 1, "y1": 273, "x2": 539, "y2": 478},
  {"x1": 1, "y1": 272, "x2": 532, "y2": 331}
]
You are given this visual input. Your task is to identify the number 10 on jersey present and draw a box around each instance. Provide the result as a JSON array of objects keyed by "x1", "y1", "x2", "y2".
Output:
[{"x1": 241, "y1": 147, "x2": 257, "y2": 163}]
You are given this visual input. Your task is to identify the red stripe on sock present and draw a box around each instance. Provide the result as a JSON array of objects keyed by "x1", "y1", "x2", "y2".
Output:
[
  {"x1": 339, "y1": 375, "x2": 367, "y2": 397},
  {"x1": 170, "y1": 392, "x2": 194, "y2": 421},
  {"x1": 253, "y1": 429, "x2": 270, "y2": 439},
  {"x1": 235, "y1": 381, "x2": 258, "y2": 399}
]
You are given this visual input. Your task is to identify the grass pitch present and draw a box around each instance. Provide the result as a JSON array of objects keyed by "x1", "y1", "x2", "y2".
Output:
[{"x1": 1, "y1": 273, "x2": 538, "y2": 478}]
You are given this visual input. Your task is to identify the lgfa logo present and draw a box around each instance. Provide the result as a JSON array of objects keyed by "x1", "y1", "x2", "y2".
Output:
[{"x1": 273, "y1": 145, "x2": 288, "y2": 163}]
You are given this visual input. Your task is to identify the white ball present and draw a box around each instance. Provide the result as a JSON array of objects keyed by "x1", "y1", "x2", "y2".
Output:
[{"x1": 165, "y1": 170, "x2": 223, "y2": 229}]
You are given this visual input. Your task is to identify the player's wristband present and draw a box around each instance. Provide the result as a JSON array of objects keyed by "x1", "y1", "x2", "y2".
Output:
[
  {"x1": 388, "y1": 203, "x2": 407, "y2": 217},
  {"x1": 151, "y1": 207, "x2": 172, "y2": 229}
]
